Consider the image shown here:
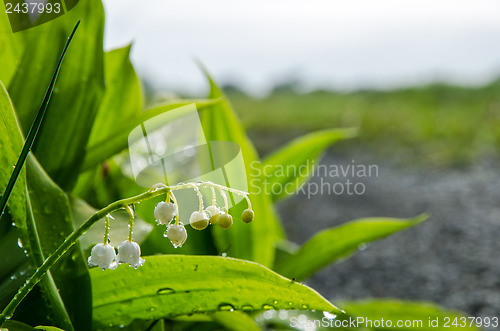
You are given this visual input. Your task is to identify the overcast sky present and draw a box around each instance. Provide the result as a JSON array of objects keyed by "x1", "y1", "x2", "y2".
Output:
[{"x1": 102, "y1": 0, "x2": 500, "y2": 96}]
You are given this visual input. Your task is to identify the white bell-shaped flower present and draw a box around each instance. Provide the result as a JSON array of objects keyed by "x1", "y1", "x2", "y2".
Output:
[
  {"x1": 206, "y1": 205, "x2": 221, "y2": 224},
  {"x1": 88, "y1": 244, "x2": 117, "y2": 270},
  {"x1": 117, "y1": 240, "x2": 145, "y2": 268},
  {"x1": 154, "y1": 201, "x2": 177, "y2": 225},
  {"x1": 189, "y1": 211, "x2": 209, "y2": 230},
  {"x1": 166, "y1": 223, "x2": 187, "y2": 248}
]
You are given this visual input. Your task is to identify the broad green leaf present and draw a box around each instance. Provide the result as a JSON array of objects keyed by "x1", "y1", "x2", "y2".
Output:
[
  {"x1": 0, "y1": 84, "x2": 77, "y2": 330},
  {"x1": 262, "y1": 128, "x2": 357, "y2": 201},
  {"x1": 0, "y1": 11, "x2": 23, "y2": 86},
  {"x1": 81, "y1": 99, "x2": 222, "y2": 172},
  {"x1": 35, "y1": 326, "x2": 66, "y2": 331},
  {"x1": 1, "y1": 319, "x2": 37, "y2": 330},
  {"x1": 23, "y1": 156, "x2": 91, "y2": 330},
  {"x1": 198, "y1": 66, "x2": 283, "y2": 267},
  {"x1": 8, "y1": 0, "x2": 105, "y2": 191},
  {"x1": 0, "y1": 22, "x2": 79, "y2": 221},
  {"x1": 275, "y1": 214, "x2": 428, "y2": 281},
  {"x1": 343, "y1": 299, "x2": 478, "y2": 330},
  {"x1": 87, "y1": 45, "x2": 142, "y2": 148},
  {"x1": 24, "y1": 188, "x2": 74, "y2": 331},
  {"x1": 91, "y1": 255, "x2": 340, "y2": 326},
  {"x1": 0, "y1": 81, "x2": 25, "y2": 226}
]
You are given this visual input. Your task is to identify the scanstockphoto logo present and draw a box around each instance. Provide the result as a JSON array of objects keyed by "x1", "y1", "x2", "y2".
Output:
[
  {"x1": 126, "y1": 104, "x2": 248, "y2": 223},
  {"x1": 249, "y1": 159, "x2": 379, "y2": 198},
  {"x1": 3, "y1": 0, "x2": 79, "y2": 32}
]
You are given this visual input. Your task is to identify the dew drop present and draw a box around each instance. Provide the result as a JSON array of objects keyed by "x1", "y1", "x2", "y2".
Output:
[
  {"x1": 288, "y1": 301, "x2": 293, "y2": 306},
  {"x1": 273, "y1": 300, "x2": 278, "y2": 305},
  {"x1": 17, "y1": 238, "x2": 23, "y2": 248},
  {"x1": 358, "y1": 243, "x2": 367, "y2": 251},
  {"x1": 147, "y1": 307, "x2": 156, "y2": 312},
  {"x1": 323, "y1": 311, "x2": 337, "y2": 320},
  {"x1": 241, "y1": 305, "x2": 253, "y2": 311},
  {"x1": 221, "y1": 253, "x2": 227, "y2": 257},
  {"x1": 301, "y1": 304, "x2": 309, "y2": 309},
  {"x1": 217, "y1": 303, "x2": 235, "y2": 312},
  {"x1": 156, "y1": 287, "x2": 175, "y2": 295},
  {"x1": 262, "y1": 304, "x2": 275, "y2": 310}
]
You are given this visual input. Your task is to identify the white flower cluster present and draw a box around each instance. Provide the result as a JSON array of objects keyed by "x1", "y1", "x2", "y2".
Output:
[
  {"x1": 88, "y1": 181, "x2": 254, "y2": 271},
  {"x1": 88, "y1": 240, "x2": 145, "y2": 271}
]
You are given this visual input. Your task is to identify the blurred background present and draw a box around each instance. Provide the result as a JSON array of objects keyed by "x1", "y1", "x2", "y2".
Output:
[{"x1": 103, "y1": 0, "x2": 500, "y2": 320}]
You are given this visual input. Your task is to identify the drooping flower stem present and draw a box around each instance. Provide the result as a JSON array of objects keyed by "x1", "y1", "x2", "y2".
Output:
[
  {"x1": 0, "y1": 186, "x2": 169, "y2": 326},
  {"x1": 210, "y1": 186, "x2": 217, "y2": 206},
  {"x1": 189, "y1": 183, "x2": 204, "y2": 212},
  {"x1": 218, "y1": 187, "x2": 229, "y2": 213},
  {"x1": 0, "y1": 181, "x2": 250, "y2": 326},
  {"x1": 103, "y1": 215, "x2": 111, "y2": 245},
  {"x1": 170, "y1": 191, "x2": 180, "y2": 225},
  {"x1": 244, "y1": 195, "x2": 252, "y2": 210},
  {"x1": 124, "y1": 204, "x2": 135, "y2": 242}
]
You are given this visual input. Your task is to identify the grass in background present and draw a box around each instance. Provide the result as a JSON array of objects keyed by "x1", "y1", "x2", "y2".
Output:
[{"x1": 226, "y1": 80, "x2": 500, "y2": 166}]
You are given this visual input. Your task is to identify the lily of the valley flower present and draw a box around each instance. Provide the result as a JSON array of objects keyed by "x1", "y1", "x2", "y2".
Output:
[
  {"x1": 88, "y1": 244, "x2": 117, "y2": 270},
  {"x1": 166, "y1": 223, "x2": 187, "y2": 248},
  {"x1": 206, "y1": 205, "x2": 221, "y2": 224},
  {"x1": 117, "y1": 240, "x2": 145, "y2": 268},
  {"x1": 154, "y1": 201, "x2": 177, "y2": 225},
  {"x1": 189, "y1": 211, "x2": 209, "y2": 230}
]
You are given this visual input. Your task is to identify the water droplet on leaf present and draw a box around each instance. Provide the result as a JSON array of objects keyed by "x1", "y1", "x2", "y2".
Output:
[
  {"x1": 157, "y1": 287, "x2": 175, "y2": 295},
  {"x1": 218, "y1": 303, "x2": 235, "y2": 312}
]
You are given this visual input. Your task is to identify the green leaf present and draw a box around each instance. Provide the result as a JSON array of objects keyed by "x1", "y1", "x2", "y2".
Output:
[
  {"x1": 0, "y1": 11, "x2": 23, "y2": 86},
  {"x1": 22, "y1": 157, "x2": 92, "y2": 330},
  {"x1": 343, "y1": 299, "x2": 479, "y2": 330},
  {"x1": 81, "y1": 99, "x2": 222, "y2": 172},
  {"x1": 87, "y1": 45, "x2": 142, "y2": 149},
  {"x1": 275, "y1": 214, "x2": 428, "y2": 281},
  {"x1": 261, "y1": 128, "x2": 357, "y2": 201},
  {"x1": 0, "y1": 84, "x2": 78, "y2": 330},
  {"x1": 0, "y1": 81, "x2": 25, "y2": 226},
  {"x1": 8, "y1": 0, "x2": 105, "y2": 191},
  {"x1": 198, "y1": 65, "x2": 283, "y2": 267},
  {"x1": 91, "y1": 255, "x2": 340, "y2": 326},
  {"x1": 35, "y1": 326, "x2": 66, "y2": 331},
  {"x1": 0, "y1": 21, "x2": 79, "y2": 220},
  {"x1": 1, "y1": 319, "x2": 37, "y2": 330}
]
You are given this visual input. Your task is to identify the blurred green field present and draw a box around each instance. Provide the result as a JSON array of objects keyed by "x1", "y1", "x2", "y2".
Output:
[{"x1": 226, "y1": 81, "x2": 500, "y2": 166}]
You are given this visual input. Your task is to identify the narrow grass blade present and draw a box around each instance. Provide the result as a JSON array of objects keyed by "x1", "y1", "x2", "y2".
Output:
[{"x1": 0, "y1": 20, "x2": 80, "y2": 220}]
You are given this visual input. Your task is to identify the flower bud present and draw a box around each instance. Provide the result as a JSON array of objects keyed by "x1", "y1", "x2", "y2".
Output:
[
  {"x1": 206, "y1": 205, "x2": 221, "y2": 224},
  {"x1": 154, "y1": 201, "x2": 177, "y2": 225},
  {"x1": 218, "y1": 213, "x2": 233, "y2": 230},
  {"x1": 166, "y1": 223, "x2": 187, "y2": 248},
  {"x1": 117, "y1": 240, "x2": 145, "y2": 268},
  {"x1": 241, "y1": 209, "x2": 254, "y2": 223},
  {"x1": 190, "y1": 211, "x2": 209, "y2": 230},
  {"x1": 88, "y1": 244, "x2": 117, "y2": 270}
]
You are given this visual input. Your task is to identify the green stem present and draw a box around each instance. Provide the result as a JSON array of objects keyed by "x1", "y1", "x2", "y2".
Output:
[
  {"x1": 0, "y1": 186, "x2": 169, "y2": 326},
  {"x1": 124, "y1": 205, "x2": 134, "y2": 242},
  {"x1": 170, "y1": 191, "x2": 179, "y2": 225},
  {"x1": 103, "y1": 215, "x2": 110, "y2": 245},
  {"x1": 218, "y1": 187, "x2": 229, "y2": 214},
  {"x1": 189, "y1": 183, "x2": 204, "y2": 212}
]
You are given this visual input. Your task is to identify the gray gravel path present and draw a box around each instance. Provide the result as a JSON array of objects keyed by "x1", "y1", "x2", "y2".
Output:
[{"x1": 276, "y1": 152, "x2": 500, "y2": 321}]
